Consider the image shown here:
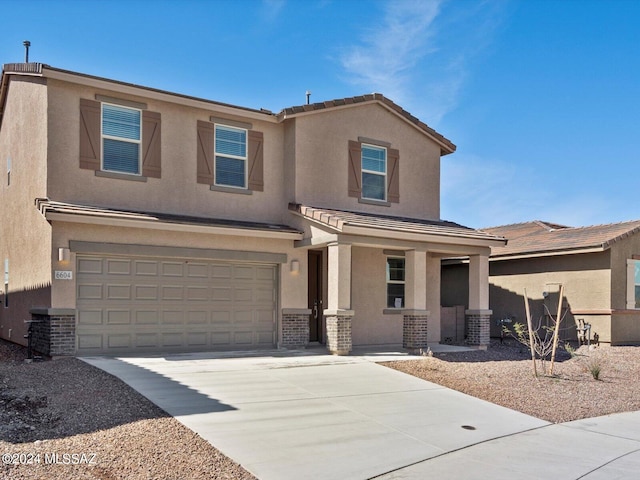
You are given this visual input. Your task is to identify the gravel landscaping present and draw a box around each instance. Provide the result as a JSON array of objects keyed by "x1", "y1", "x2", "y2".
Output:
[{"x1": 2, "y1": 338, "x2": 639, "y2": 479}]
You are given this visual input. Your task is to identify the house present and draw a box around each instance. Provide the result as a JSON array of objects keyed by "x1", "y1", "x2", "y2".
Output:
[
  {"x1": 0, "y1": 62, "x2": 505, "y2": 356},
  {"x1": 442, "y1": 220, "x2": 640, "y2": 345}
]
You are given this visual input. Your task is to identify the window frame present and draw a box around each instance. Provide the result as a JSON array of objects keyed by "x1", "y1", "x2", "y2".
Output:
[
  {"x1": 214, "y1": 123, "x2": 248, "y2": 190},
  {"x1": 386, "y1": 256, "x2": 405, "y2": 309},
  {"x1": 100, "y1": 102, "x2": 142, "y2": 176},
  {"x1": 361, "y1": 143, "x2": 387, "y2": 202}
]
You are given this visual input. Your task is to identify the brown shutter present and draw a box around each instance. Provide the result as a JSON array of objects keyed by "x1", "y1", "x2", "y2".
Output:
[
  {"x1": 247, "y1": 130, "x2": 264, "y2": 191},
  {"x1": 79, "y1": 99, "x2": 101, "y2": 170},
  {"x1": 348, "y1": 140, "x2": 362, "y2": 198},
  {"x1": 387, "y1": 148, "x2": 400, "y2": 203},
  {"x1": 197, "y1": 120, "x2": 215, "y2": 184},
  {"x1": 142, "y1": 110, "x2": 161, "y2": 178}
]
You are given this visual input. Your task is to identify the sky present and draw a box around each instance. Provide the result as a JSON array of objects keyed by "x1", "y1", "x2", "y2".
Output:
[{"x1": 1, "y1": 0, "x2": 638, "y2": 229}]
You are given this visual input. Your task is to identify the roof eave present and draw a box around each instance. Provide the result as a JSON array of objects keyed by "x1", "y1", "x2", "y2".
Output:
[{"x1": 490, "y1": 245, "x2": 608, "y2": 261}]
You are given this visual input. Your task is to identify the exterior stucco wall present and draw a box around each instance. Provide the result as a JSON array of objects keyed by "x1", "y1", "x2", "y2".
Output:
[
  {"x1": 289, "y1": 104, "x2": 441, "y2": 220},
  {"x1": 351, "y1": 247, "x2": 402, "y2": 345},
  {"x1": 0, "y1": 76, "x2": 52, "y2": 345},
  {"x1": 609, "y1": 236, "x2": 640, "y2": 344},
  {"x1": 45, "y1": 79, "x2": 288, "y2": 225}
]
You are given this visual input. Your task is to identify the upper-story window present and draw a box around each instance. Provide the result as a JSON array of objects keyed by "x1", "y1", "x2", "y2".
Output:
[
  {"x1": 348, "y1": 138, "x2": 399, "y2": 204},
  {"x1": 215, "y1": 124, "x2": 247, "y2": 189},
  {"x1": 361, "y1": 144, "x2": 387, "y2": 201},
  {"x1": 197, "y1": 119, "x2": 264, "y2": 193},
  {"x1": 79, "y1": 98, "x2": 161, "y2": 179},
  {"x1": 102, "y1": 103, "x2": 142, "y2": 175}
]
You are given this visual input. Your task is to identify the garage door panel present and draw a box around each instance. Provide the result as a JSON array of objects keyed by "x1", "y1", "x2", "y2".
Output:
[
  {"x1": 135, "y1": 310, "x2": 159, "y2": 325},
  {"x1": 77, "y1": 255, "x2": 277, "y2": 354},
  {"x1": 135, "y1": 261, "x2": 158, "y2": 276},
  {"x1": 106, "y1": 284, "x2": 131, "y2": 300},
  {"x1": 106, "y1": 259, "x2": 131, "y2": 275},
  {"x1": 77, "y1": 309, "x2": 103, "y2": 325},
  {"x1": 106, "y1": 310, "x2": 131, "y2": 325}
]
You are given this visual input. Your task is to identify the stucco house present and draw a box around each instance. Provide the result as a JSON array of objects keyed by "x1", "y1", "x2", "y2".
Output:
[
  {"x1": 442, "y1": 220, "x2": 640, "y2": 345},
  {"x1": 0, "y1": 62, "x2": 504, "y2": 356}
]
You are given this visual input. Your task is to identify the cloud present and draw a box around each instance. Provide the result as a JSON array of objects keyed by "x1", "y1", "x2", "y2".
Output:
[
  {"x1": 339, "y1": 0, "x2": 505, "y2": 125},
  {"x1": 339, "y1": 0, "x2": 442, "y2": 105},
  {"x1": 261, "y1": 0, "x2": 286, "y2": 22}
]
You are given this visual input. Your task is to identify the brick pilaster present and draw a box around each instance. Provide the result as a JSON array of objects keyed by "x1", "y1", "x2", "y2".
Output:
[
  {"x1": 466, "y1": 309, "x2": 491, "y2": 348},
  {"x1": 325, "y1": 310, "x2": 353, "y2": 356},
  {"x1": 402, "y1": 309, "x2": 429, "y2": 353},
  {"x1": 281, "y1": 309, "x2": 311, "y2": 349},
  {"x1": 29, "y1": 308, "x2": 76, "y2": 356}
]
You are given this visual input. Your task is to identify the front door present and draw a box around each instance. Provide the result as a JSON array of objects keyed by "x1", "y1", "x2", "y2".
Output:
[{"x1": 308, "y1": 250, "x2": 323, "y2": 343}]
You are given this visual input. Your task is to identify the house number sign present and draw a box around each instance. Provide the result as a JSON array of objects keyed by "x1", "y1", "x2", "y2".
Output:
[{"x1": 54, "y1": 270, "x2": 73, "y2": 280}]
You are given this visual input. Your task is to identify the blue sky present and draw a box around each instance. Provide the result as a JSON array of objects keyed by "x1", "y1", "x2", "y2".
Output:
[{"x1": 1, "y1": 0, "x2": 638, "y2": 229}]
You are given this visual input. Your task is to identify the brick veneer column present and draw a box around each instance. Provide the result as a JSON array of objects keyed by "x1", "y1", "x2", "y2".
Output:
[
  {"x1": 281, "y1": 308, "x2": 311, "y2": 349},
  {"x1": 402, "y1": 309, "x2": 429, "y2": 353},
  {"x1": 325, "y1": 309, "x2": 353, "y2": 356},
  {"x1": 29, "y1": 308, "x2": 76, "y2": 356},
  {"x1": 466, "y1": 309, "x2": 491, "y2": 349}
]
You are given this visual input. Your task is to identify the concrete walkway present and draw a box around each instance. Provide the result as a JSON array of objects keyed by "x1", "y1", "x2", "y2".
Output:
[{"x1": 82, "y1": 348, "x2": 640, "y2": 480}]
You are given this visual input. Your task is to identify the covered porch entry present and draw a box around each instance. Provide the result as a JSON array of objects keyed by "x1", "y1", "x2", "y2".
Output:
[{"x1": 285, "y1": 205, "x2": 506, "y2": 355}]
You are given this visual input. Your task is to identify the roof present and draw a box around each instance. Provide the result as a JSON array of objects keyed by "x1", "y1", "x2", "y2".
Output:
[
  {"x1": 482, "y1": 220, "x2": 640, "y2": 259},
  {"x1": 279, "y1": 93, "x2": 456, "y2": 155},
  {"x1": 36, "y1": 199, "x2": 302, "y2": 239},
  {"x1": 290, "y1": 204, "x2": 505, "y2": 246},
  {"x1": 2, "y1": 64, "x2": 455, "y2": 155}
]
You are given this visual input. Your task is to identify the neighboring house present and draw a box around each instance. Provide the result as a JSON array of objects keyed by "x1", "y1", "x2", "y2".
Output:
[
  {"x1": 442, "y1": 220, "x2": 640, "y2": 345},
  {"x1": 0, "y1": 62, "x2": 504, "y2": 356}
]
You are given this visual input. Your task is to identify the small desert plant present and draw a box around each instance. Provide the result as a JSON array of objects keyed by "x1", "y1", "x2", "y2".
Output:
[
  {"x1": 587, "y1": 357, "x2": 602, "y2": 380},
  {"x1": 564, "y1": 341, "x2": 577, "y2": 358}
]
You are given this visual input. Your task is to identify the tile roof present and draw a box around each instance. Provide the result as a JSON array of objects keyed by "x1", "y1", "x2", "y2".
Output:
[
  {"x1": 290, "y1": 204, "x2": 505, "y2": 244},
  {"x1": 481, "y1": 220, "x2": 640, "y2": 258},
  {"x1": 36, "y1": 199, "x2": 301, "y2": 235},
  {"x1": 278, "y1": 93, "x2": 456, "y2": 155}
]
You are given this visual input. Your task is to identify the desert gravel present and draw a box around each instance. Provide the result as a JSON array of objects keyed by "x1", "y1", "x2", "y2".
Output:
[{"x1": 2, "y1": 338, "x2": 639, "y2": 479}]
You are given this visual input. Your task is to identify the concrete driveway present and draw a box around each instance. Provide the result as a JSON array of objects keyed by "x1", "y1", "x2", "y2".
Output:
[{"x1": 82, "y1": 349, "x2": 640, "y2": 480}]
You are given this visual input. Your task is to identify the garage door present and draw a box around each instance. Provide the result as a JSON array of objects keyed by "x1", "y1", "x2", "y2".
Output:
[{"x1": 76, "y1": 255, "x2": 277, "y2": 354}]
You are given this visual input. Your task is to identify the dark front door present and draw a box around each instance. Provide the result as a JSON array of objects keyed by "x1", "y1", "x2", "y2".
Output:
[{"x1": 308, "y1": 250, "x2": 323, "y2": 343}]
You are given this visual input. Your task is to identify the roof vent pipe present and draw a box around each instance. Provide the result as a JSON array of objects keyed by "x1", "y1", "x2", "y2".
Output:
[
  {"x1": 23, "y1": 40, "x2": 31, "y2": 63},
  {"x1": 306, "y1": 90, "x2": 311, "y2": 105}
]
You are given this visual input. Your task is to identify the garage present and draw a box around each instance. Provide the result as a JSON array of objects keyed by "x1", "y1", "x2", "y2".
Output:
[{"x1": 76, "y1": 254, "x2": 278, "y2": 355}]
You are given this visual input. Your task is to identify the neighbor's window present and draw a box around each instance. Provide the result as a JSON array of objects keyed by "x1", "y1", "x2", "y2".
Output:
[
  {"x1": 102, "y1": 103, "x2": 142, "y2": 175},
  {"x1": 362, "y1": 144, "x2": 387, "y2": 201},
  {"x1": 386, "y1": 257, "x2": 405, "y2": 308},
  {"x1": 635, "y1": 260, "x2": 640, "y2": 309},
  {"x1": 3, "y1": 259, "x2": 8, "y2": 308},
  {"x1": 215, "y1": 124, "x2": 247, "y2": 188}
]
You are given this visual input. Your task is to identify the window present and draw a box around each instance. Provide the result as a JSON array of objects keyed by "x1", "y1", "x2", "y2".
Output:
[
  {"x1": 362, "y1": 144, "x2": 386, "y2": 201},
  {"x1": 386, "y1": 257, "x2": 405, "y2": 308},
  {"x1": 101, "y1": 103, "x2": 142, "y2": 175},
  {"x1": 215, "y1": 124, "x2": 247, "y2": 188}
]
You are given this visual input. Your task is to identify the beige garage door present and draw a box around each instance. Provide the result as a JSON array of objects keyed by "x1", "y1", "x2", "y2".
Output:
[{"x1": 76, "y1": 255, "x2": 277, "y2": 354}]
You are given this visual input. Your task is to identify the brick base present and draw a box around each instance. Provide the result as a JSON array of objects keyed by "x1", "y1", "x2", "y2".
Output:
[
  {"x1": 466, "y1": 310, "x2": 491, "y2": 347},
  {"x1": 403, "y1": 310, "x2": 429, "y2": 352},
  {"x1": 281, "y1": 309, "x2": 311, "y2": 349},
  {"x1": 29, "y1": 308, "x2": 76, "y2": 356},
  {"x1": 325, "y1": 310, "x2": 353, "y2": 355}
]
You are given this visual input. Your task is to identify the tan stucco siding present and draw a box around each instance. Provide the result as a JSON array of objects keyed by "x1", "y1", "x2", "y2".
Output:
[
  {"x1": 609, "y1": 235, "x2": 640, "y2": 310},
  {"x1": 351, "y1": 247, "x2": 402, "y2": 345},
  {"x1": 289, "y1": 104, "x2": 441, "y2": 220},
  {"x1": 489, "y1": 253, "x2": 611, "y2": 338},
  {"x1": 45, "y1": 79, "x2": 288, "y2": 225},
  {"x1": 0, "y1": 77, "x2": 52, "y2": 345}
]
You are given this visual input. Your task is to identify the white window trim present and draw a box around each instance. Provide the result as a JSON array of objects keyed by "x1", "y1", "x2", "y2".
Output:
[
  {"x1": 100, "y1": 102, "x2": 142, "y2": 176},
  {"x1": 214, "y1": 124, "x2": 248, "y2": 190},
  {"x1": 361, "y1": 143, "x2": 387, "y2": 202},
  {"x1": 386, "y1": 256, "x2": 405, "y2": 309},
  {"x1": 627, "y1": 259, "x2": 640, "y2": 309}
]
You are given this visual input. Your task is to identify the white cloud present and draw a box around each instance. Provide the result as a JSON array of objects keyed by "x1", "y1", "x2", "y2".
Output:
[{"x1": 339, "y1": 0, "x2": 505, "y2": 125}]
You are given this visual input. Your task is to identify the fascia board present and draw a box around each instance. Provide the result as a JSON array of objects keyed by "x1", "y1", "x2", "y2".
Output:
[
  {"x1": 45, "y1": 212, "x2": 302, "y2": 240},
  {"x1": 490, "y1": 246, "x2": 607, "y2": 262}
]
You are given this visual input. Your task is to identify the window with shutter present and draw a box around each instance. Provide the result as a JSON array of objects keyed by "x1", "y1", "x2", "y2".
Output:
[
  {"x1": 215, "y1": 124, "x2": 247, "y2": 188},
  {"x1": 102, "y1": 103, "x2": 141, "y2": 175},
  {"x1": 349, "y1": 139, "x2": 399, "y2": 204}
]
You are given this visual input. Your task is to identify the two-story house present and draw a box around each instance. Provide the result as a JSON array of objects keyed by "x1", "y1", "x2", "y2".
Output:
[{"x1": 0, "y1": 62, "x2": 504, "y2": 356}]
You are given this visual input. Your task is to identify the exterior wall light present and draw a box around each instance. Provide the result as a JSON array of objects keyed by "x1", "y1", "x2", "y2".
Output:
[
  {"x1": 290, "y1": 259, "x2": 300, "y2": 274},
  {"x1": 58, "y1": 247, "x2": 70, "y2": 263}
]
